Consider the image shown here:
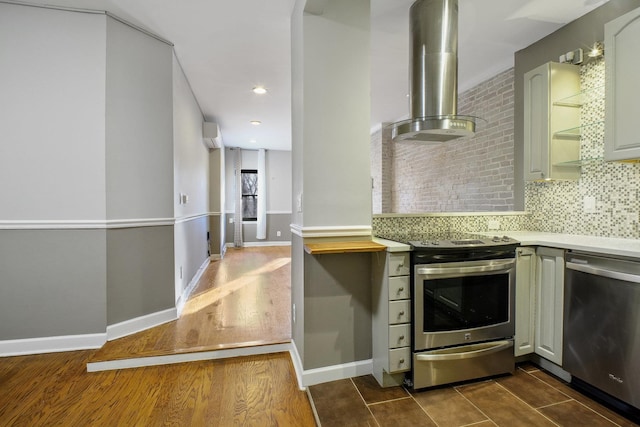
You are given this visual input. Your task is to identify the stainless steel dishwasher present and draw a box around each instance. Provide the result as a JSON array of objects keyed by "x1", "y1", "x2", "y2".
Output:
[{"x1": 564, "y1": 251, "x2": 640, "y2": 413}]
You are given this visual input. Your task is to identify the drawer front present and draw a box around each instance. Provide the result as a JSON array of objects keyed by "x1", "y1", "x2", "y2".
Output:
[
  {"x1": 389, "y1": 324, "x2": 411, "y2": 348},
  {"x1": 389, "y1": 253, "x2": 410, "y2": 277},
  {"x1": 388, "y1": 347, "x2": 411, "y2": 373},
  {"x1": 388, "y1": 276, "x2": 410, "y2": 301},
  {"x1": 389, "y1": 300, "x2": 411, "y2": 324}
]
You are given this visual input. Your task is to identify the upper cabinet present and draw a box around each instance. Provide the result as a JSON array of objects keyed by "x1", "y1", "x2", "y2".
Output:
[
  {"x1": 605, "y1": 7, "x2": 640, "y2": 162},
  {"x1": 524, "y1": 62, "x2": 581, "y2": 181}
]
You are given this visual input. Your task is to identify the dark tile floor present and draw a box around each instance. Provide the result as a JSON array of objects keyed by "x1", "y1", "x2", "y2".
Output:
[{"x1": 308, "y1": 364, "x2": 640, "y2": 427}]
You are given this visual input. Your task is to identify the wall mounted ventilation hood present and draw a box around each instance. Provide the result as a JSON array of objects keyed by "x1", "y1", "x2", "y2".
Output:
[{"x1": 391, "y1": 0, "x2": 482, "y2": 143}]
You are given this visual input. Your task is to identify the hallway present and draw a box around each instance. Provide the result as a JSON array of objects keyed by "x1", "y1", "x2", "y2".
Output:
[{"x1": 91, "y1": 246, "x2": 292, "y2": 364}]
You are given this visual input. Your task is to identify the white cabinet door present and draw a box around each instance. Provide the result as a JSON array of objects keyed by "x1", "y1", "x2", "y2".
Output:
[
  {"x1": 605, "y1": 6, "x2": 640, "y2": 161},
  {"x1": 534, "y1": 247, "x2": 565, "y2": 365},
  {"x1": 515, "y1": 247, "x2": 536, "y2": 357},
  {"x1": 524, "y1": 62, "x2": 581, "y2": 181}
]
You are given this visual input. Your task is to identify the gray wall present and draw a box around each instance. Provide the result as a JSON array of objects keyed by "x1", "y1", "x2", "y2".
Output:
[
  {"x1": 0, "y1": 4, "x2": 209, "y2": 344},
  {"x1": 105, "y1": 16, "x2": 175, "y2": 323},
  {"x1": 209, "y1": 149, "x2": 224, "y2": 256},
  {"x1": 0, "y1": 5, "x2": 108, "y2": 340},
  {"x1": 0, "y1": 230, "x2": 107, "y2": 340},
  {"x1": 174, "y1": 217, "x2": 209, "y2": 295},
  {"x1": 303, "y1": 252, "x2": 372, "y2": 369},
  {"x1": 107, "y1": 226, "x2": 175, "y2": 324},
  {"x1": 290, "y1": 0, "x2": 373, "y2": 372},
  {"x1": 513, "y1": 0, "x2": 640, "y2": 210},
  {"x1": 172, "y1": 52, "x2": 210, "y2": 297}
]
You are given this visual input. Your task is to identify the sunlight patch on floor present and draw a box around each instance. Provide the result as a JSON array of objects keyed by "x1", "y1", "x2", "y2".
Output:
[{"x1": 180, "y1": 257, "x2": 290, "y2": 315}]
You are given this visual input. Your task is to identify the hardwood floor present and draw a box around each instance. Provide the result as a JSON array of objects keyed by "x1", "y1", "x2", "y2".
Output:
[
  {"x1": 0, "y1": 247, "x2": 315, "y2": 426},
  {"x1": 91, "y1": 246, "x2": 292, "y2": 363},
  {"x1": 0, "y1": 350, "x2": 315, "y2": 426}
]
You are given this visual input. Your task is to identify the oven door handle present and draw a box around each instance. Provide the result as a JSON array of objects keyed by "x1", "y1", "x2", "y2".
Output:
[
  {"x1": 415, "y1": 340, "x2": 513, "y2": 362},
  {"x1": 416, "y1": 259, "x2": 514, "y2": 276}
]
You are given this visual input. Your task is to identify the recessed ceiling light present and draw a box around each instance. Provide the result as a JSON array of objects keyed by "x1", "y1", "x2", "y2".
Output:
[
  {"x1": 252, "y1": 86, "x2": 267, "y2": 95},
  {"x1": 250, "y1": 120, "x2": 261, "y2": 126},
  {"x1": 250, "y1": 139, "x2": 257, "y2": 143}
]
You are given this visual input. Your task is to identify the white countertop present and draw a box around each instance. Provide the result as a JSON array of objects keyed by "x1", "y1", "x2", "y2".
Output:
[
  {"x1": 484, "y1": 231, "x2": 640, "y2": 259},
  {"x1": 373, "y1": 237, "x2": 411, "y2": 252},
  {"x1": 375, "y1": 232, "x2": 640, "y2": 259}
]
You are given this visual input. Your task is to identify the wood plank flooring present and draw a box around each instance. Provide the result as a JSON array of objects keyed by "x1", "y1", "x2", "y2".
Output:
[
  {"x1": 0, "y1": 350, "x2": 315, "y2": 426},
  {"x1": 91, "y1": 246, "x2": 292, "y2": 362},
  {"x1": 0, "y1": 246, "x2": 315, "y2": 426}
]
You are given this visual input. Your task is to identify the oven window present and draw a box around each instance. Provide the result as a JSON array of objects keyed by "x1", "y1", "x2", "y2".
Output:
[{"x1": 422, "y1": 273, "x2": 509, "y2": 332}]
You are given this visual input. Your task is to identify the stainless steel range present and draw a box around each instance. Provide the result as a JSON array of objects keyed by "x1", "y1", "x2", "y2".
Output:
[{"x1": 405, "y1": 232, "x2": 520, "y2": 389}]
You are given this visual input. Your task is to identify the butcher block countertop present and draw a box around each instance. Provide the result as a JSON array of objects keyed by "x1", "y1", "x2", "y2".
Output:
[{"x1": 304, "y1": 240, "x2": 387, "y2": 255}]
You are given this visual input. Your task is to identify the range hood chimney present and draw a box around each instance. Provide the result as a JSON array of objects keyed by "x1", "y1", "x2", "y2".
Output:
[{"x1": 391, "y1": 0, "x2": 479, "y2": 143}]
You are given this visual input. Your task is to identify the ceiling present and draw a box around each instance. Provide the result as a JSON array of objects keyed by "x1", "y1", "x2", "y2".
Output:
[{"x1": 17, "y1": 0, "x2": 608, "y2": 151}]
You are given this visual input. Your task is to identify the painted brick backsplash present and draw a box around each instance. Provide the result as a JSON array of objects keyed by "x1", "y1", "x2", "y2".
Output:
[{"x1": 371, "y1": 68, "x2": 515, "y2": 214}]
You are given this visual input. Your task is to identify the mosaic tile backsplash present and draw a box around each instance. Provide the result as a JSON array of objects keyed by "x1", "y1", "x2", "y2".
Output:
[
  {"x1": 526, "y1": 58, "x2": 640, "y2": 239},
  {"x1": 374, "y1": 58, "x2": 640, "y2": 240}
]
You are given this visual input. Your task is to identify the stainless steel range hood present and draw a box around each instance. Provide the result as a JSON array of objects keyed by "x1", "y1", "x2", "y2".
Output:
[{"x1": 391, "y1": 0, "x2": 480, "y2": 143}]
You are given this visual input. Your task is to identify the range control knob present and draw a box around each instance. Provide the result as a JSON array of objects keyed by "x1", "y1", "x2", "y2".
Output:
[
  {"x1": 492, "y1": 236, "x2": 501, "y2": 242},
  {"x1": 502, "y1": 236, "x2": 511, "y2": 242}
]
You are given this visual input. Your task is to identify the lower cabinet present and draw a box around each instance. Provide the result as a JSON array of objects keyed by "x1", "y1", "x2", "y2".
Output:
[
  {"x1": 515, "y1": 247, "x2": 536, "y2": 356},
  {"x1": 372, "y1": 250, "x2": 411, "y2": 387},
  {"x1": 534, "y1": 247, "x2": 565, "y2": 365}
]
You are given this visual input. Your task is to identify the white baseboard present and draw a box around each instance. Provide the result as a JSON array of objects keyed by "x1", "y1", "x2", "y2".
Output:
[
  {"x1": 287, "y1": 339, "x2": 373, "y2": 388},
  {"x1": 289, "y1": 339, "x2": 305, "y2": 391},
  {"x1": 242, "y1": 241, "x2": 291, "y2": 247},
  {"x1": 302, "y1": 359, "x2": 373, "y2": 387},
  {"x1": 87, "y1": 342, "x2": 293, "y2": 372},
  {"x1": 0, "y1": 333, "x2": 106, "y2": 357},
  {"x1": 176, "y1": 258, "x2": 210, "y2": 316},
  {"x1": 106, "y1": 308, "x2": 177, "y2": 341}
]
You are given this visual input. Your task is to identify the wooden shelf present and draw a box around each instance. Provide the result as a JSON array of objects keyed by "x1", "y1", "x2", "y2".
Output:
[{"x1": 304, "y1": 240, "x2": 387, "y2": 255}]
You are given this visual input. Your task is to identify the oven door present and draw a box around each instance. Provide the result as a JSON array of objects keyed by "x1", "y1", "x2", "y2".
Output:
[{"x1": 413, "y1": 258, "x2": 515, "y2": 351}]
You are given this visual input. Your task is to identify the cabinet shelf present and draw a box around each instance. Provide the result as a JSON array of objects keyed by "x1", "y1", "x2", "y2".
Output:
[
  {"x1": 554, "y1": 121, "x2": 604, "y2": 139},
  {"x1": 553, "y1": 157, "x2": 603, "y2": 167},
  {"x1": 553, "y1": 85, "x2": 604, "y2": 107}
]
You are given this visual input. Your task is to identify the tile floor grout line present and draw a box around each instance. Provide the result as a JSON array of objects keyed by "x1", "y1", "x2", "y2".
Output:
[
  {"x1": 524, "y1": 369, "x2": 626, "y2": 427},
  {"x1": 535, "y1": 398, "x2": 575, "y2": 410},
  {"x1": 349, "y1": 377, "x2": 382, "y2": 427},
  {"x1": 453, "y1": 381, "x2": 498, "y2": 427},
  {"x1": 404, "y1": 385, "x2": 442, "y2": 427},
  {"x1": 366, "y1": 396, "x2": 412, "y2": 407},
  {"x1": 493, "y1": 379, "x2": 562, "y2": 427}
]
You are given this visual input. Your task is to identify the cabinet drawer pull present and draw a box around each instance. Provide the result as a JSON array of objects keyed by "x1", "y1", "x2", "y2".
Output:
[
  {"x1": 399, "y1": 358, "x2": 405, "y2": 364},
  {"x1": 397, "y1": 287, "x2": 404, "y2": 292},
  {"x1": 398, "y1": 310, "x2": 405, "y2": 316},
  {"x1": 398, "y1": 335, "x2": 405, "y2": 341}
]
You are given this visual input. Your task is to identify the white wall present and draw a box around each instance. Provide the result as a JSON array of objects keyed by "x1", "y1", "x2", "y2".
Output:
[
  {"x1": 224, "y1": 148, "x2": 292, "y2": 214},
  {"x1": 172, "y1": 53, "x2": 210, "y2": 300},
  {"x1": 300, "y1": 0, "x2": 372, "y2": 227},
  {"x1": 0, "y1": 4, "x2": 106, "y2": 221},
  {"x1": 105, "y1": 17, "x2": 174, "y2": 220},
  {"x1": 173, "y1": 56, "x2": 209, "y2": 218}
]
